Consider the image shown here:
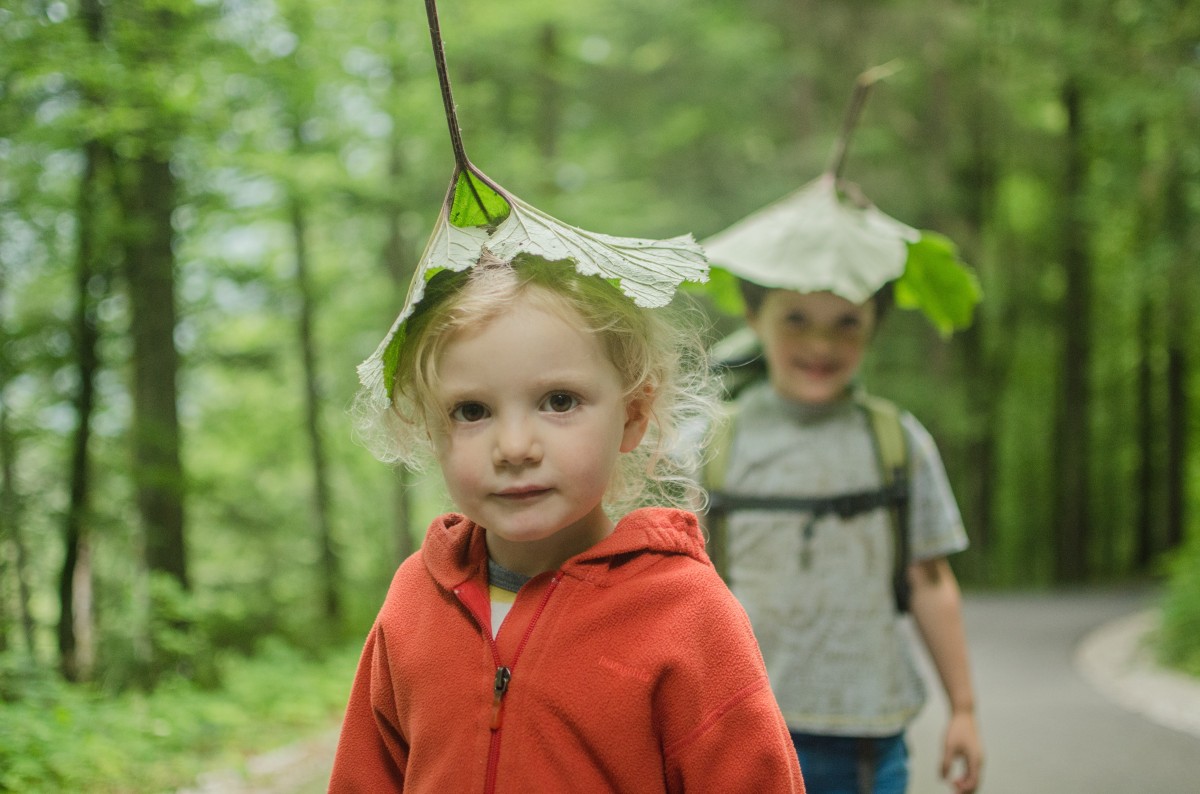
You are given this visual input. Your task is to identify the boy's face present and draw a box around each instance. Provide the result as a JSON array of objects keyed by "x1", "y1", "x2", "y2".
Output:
[
  {"x1": 430, "y1": 294, "x2": 649, "y2": 576},
  {"x1": 747, "y1": 289, "x2": 876, "y2": 405}
]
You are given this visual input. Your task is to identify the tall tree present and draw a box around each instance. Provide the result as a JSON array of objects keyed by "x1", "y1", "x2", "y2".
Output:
[
  {"x1": 290, "y1": 192, "x2": 341, "y2": 622},
  {"x1": 1052, "y1": 77, "x2": 1092, "y2": 582},
  {"x1": 121, "y1": 150, "x2": 187, "y2": 588},
  {"x1": 58, "y1": 138, "x2": 107, "y2": 681},
  {"x1": 1163, "y1": 157, "x2": 1192, "y2": 552},
  {"x1": 276, "y1": 0, "x2": 343, "y2": 623},
  {"x1": 1134, "y1": 295, "x2": 1157, "y2": 570},
  {"x1": 0, "y1": 271, "x2": 36, "y2": 659},
  {"x1": 58, "y1": 0, "x2": 113, "y2": 683},
  {"x1": 382, "y1": 70, "x2": 416, "y2": 566},
  {"x1": 115, "y1": 3, "x2": 190, "y2": 592}
]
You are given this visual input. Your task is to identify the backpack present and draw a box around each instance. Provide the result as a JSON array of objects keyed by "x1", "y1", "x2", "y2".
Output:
[{"x1": 701, "y1": 389, "x2": 913, "y2": 613}]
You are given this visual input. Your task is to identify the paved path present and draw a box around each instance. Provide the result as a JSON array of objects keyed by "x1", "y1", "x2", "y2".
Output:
[
  {"x1": 194, "y1": 587, "x2": 1200, "y2": 792},
  {"x1": 907, "y1": 587, "x2": 1200, "y2": 793}
]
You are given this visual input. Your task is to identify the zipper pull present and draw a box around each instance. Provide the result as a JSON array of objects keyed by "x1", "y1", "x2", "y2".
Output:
[{"x1": 491, "y1": 666, "x2": 512, "y2": 729}]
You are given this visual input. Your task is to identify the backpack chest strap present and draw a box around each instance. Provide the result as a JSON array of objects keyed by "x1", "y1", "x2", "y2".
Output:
[{"x1": 708, "y1": 477, "x2": 908, "y2": 520}]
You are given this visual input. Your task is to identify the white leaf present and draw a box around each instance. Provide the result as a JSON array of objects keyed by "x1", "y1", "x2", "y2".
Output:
[
  {"x1": 357, "y1": 175, "x2": 708, "y2": 402},
  {"x1": 487, "y1": 192, "x2": 708, "y2": 309},
  {"x1": 703, "y1": 174, "x2": 918, "y2": 304}
]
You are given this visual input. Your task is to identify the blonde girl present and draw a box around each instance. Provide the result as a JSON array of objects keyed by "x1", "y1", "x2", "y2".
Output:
[{"x1": 330, "y1": 254, "x2": 805, "y2": 793}]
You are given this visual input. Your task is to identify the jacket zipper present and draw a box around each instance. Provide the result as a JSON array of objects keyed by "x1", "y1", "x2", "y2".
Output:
[{"x1": 456, "y1": 573, "x2": 561, "y2": 794}]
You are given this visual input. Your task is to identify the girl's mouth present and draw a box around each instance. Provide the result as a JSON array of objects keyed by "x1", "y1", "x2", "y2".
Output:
[{"x1": 496, "y1": 487, "x2": 551, "y2": 500}]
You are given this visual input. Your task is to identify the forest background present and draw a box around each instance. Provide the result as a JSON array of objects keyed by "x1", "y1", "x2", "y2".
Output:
[{"x1": 1, "y1": 0, "x2": 1198, "y2": 790}]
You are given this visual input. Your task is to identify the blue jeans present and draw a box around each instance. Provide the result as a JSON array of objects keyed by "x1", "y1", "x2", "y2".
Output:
[{"x1": 789, "y1": 731, "x2": 908, "y2": 794}]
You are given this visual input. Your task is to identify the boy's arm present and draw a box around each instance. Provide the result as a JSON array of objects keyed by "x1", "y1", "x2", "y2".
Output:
[{"x1": 909, "y1": 557, "x2": 984, "y2": 794}]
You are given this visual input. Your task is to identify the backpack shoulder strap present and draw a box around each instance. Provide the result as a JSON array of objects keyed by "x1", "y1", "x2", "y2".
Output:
[
  {"x1": 854, "y1": 391, "x2": 913, "y2": 613},
  {"x1": 855, "y1": 392, "x2": 907, "y2": 486},
  {"x1": 701, "y1": 401, "x2": 740, "y2": 583}
]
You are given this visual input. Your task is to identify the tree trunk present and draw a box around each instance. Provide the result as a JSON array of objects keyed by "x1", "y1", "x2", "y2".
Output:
[
  {"x1": 1133, "y1": 297, "x2": 1156, "y2": 571},
  {"x1": 1053, "y1": 79, "x2": 1092, "y2": 583},
  {"x1": 951, "y1": 88, "x2": 1004, "y2": 582},
  {"x1": 290, "y1": 197, "x2": 341, "y2": 622},
  {"x1": 535, "y1": 24, "x2": 561, "y2": 194},
  {"x1": 384, "y1": 30, "x2": 415, "y2": 564},
  {"x1": 122, "y1": 152, "x2": 187, "y2": 588},
  {"x1": 960, "y1": 317, "x2": 997, "y2": 581},
  {"x1": 1164, "y1": 343, "x2": 1186, "y2": 551},
  {"x1": 0, "y1": 408, "x2": 36, "y2": 660},
  {"x1": 1163, "y1": 161, "x2": 1190, "y2": 551},
  {"x1": 60, "y1": 137, "x2": 107, "y2": 681}
]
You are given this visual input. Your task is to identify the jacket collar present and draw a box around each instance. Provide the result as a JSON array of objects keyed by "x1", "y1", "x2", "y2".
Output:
[{"x1": 422, "y1": 507, "x2": 709, "y2": 591}]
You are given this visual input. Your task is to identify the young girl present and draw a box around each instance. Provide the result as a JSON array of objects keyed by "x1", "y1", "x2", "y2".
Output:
[{"x1": 329, "y1": 254, "x2": 804, "y2": 793}]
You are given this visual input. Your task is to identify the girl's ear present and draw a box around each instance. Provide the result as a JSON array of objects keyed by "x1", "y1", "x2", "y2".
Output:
[{"x1": 620, "y1": 389, "x2": 653, "y2": 453}]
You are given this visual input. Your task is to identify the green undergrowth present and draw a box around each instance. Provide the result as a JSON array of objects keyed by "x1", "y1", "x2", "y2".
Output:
[
  {"x1": 1158, "y1": 536, "x2": 1200, "y2": 678},
  {"x1": 0, "y1": 639, "x2": 361, "y2": 794}
]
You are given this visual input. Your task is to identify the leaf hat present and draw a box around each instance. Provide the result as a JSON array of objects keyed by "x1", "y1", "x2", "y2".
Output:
[
  {"x1": 357, "y1": 0, "x2": 709, "y2": 412},
  {"x1": 702, "y1": 63, "x2": 981, "y2": 336}
]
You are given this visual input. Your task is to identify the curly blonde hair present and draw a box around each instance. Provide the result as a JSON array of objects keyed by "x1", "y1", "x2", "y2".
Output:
[{"x1": 352, "y1": 254, "x2": 719, "y2": 515}]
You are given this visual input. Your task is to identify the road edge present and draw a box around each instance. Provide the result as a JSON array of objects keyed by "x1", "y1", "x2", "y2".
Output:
[{"x1": 1075, "y1": 609, "x2": 1200, "y2": 740}]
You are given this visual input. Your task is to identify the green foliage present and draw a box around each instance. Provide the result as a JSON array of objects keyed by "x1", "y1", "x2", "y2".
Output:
[
  {"x1": 0, "y1": 640, "x2": 359, "y2": 793},
  {"x1": 894, "y1": 232, "x2": 983, "y2": 336},
  {"x1": 1158, "y1": 538, "x2": 1200, "y2": 677},
  {"x1": 692, "y1": 266, "x2": 747, "y2": 317}
]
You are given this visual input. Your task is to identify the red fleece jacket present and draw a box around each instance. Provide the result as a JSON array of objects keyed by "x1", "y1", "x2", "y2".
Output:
[{"x1": 328, "y1": 507, "x2": 804, "y2": 793}]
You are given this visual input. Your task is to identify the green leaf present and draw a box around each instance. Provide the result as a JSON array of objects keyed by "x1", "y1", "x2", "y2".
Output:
[
  {"x1": 691, "y1": 266, "x2": 747, "y2": 316},
  {"x1": 894, "y1": 232, "x2": 982, "y2": 335},
  {"x1": 448, "y1": 169, "x2": 510, "y2": 228}
]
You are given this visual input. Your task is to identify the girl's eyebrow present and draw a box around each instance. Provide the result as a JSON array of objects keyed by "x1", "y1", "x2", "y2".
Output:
[
  {"x1": 434, "y1": 380, "x2": 484, "y2": 404},
  {"x1": 436, "y1": 369, "x2": 602, "y2": 402}
]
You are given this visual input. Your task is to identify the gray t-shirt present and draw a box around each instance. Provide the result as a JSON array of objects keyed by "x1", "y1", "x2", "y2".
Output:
[{"x1": 717, "y1": 381, "x2": 967, "y2": 736}]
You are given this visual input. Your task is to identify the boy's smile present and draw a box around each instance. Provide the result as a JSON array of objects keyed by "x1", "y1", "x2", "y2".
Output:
[
  {"x1": 431, "y1": 293, "x2": 649, "y2": 576},
  {"x1": 748, "y1": 289, "x2": 876, "y2": 405}
]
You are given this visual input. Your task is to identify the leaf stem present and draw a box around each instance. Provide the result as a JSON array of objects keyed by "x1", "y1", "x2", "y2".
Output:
[
  {"x1": 424, "y1": 0, "x2": 495, "y2": 224},
  {"x1": 825, "y1": 59, "x2": 904, "y2": 180}
]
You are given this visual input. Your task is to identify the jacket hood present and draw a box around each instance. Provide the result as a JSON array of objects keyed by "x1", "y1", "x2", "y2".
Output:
[{"x1": 421, "y1": 507, "x2": 711, "y2": 591}]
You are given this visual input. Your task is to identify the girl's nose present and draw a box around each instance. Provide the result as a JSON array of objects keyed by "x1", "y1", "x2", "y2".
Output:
[{"x1": 493, "y1": 416, "x2": 542, "y2": 466}]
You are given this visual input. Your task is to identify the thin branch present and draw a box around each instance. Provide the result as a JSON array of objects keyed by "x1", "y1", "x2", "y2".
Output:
[
  {"x1": 825, "y1": 59, "x2": 904, "y2": 180},
  {"x1": 423, "y1": 0, "x2": 495, "y2": 224}
]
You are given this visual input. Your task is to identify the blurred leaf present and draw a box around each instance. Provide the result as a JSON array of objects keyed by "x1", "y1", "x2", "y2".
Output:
[
  {"x1": 702, "y1": 174, "x2": 918, "y2": 305},
  {"x1": 693, "y1": 266, "x2": 747, "y2": 316},
  {"x1": 893, "y1": 232, "x2": 982, "y2": 335}
]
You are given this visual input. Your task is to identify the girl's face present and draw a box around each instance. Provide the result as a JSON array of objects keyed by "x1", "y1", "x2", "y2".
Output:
[
  {"x1": 430, "y1": 294, "x2": 649, "y2": 576},
  {"x1": 748, "y1": 290, "x2": 875, "y2": 405}
]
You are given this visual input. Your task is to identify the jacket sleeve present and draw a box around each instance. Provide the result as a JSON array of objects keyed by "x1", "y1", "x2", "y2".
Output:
[
  {"x1": 328, "y1": 624, "x2": 407, "y2": 792},
  {"x1": 660, "y1": 573, "x2": 805, "y2": 793},
  {"x1": 664, "y1": 673, "x2": 804, "y2": 793}
]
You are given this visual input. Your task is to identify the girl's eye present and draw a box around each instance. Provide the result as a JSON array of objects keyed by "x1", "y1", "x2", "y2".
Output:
[
  {"x1": 542, "y1": 392, "x2": 579, "y2": 413},
  {"x1": 451, "y1": 402, "x2": 488, "y2": 422},
  {"x1": 784, "y1": 312, "x2": 808, "y2": 328}
]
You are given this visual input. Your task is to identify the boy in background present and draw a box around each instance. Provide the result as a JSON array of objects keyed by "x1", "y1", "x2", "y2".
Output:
[{"x1": 701, "y1": 173, "x2": 984, "y2": 794}]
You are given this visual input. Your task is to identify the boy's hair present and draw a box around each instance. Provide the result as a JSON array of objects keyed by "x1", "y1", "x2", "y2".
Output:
[
  {"x1": 353, "y1": 254, "x2": 720, "y2": 515},
  {"x1": 737, "y1": 278, "x2": 896, "y2": 324}
]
